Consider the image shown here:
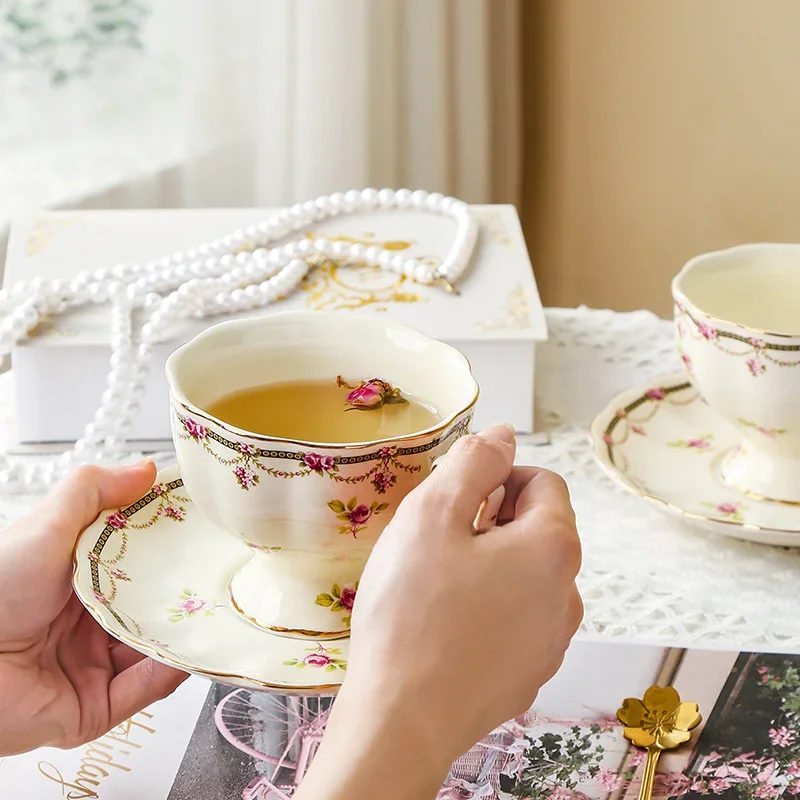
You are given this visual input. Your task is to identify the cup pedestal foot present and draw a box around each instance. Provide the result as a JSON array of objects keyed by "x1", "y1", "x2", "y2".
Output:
[
  {"x1": 719, "y1": 445, "x2": 800, "y2": 505},
  {"x1": 228, "y1": 551, "x2": 361, "y2": 640}
]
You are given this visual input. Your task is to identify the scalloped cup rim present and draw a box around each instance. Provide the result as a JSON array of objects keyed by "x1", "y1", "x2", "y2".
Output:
[
  {"x1": 165, "y1": 310, "x2": 480, "y2": 450},
  {"x1": 671, "y1": 243, "x2": 800, "y2": 340}
]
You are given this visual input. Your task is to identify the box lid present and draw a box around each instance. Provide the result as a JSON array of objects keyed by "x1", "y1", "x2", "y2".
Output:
[{"x1": 4, "y1": 205, "x2": 547, "y2": 345}]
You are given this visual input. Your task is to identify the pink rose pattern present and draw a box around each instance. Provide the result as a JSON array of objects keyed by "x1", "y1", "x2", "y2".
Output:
[
  {"x1": 701, "y1": 500, "x2": 748, "y2": 522},
  {"x1": 167, "y1": 589, "x2": 221, "y2": 622},
  {"x1": 178, "y1": 411, "x2": 434, "y2": 493},
  {"x1": 284, "y1": 644, "x2": 347, "y2": 672},
  {"x1": 304, "y1": 453, "x2": 336, "y2": 473},
  {"x1": 327, "y1": 497, "x2": 389, "y2": 538},
  {"x1": 668, "y1": 434, "x2": 714, "y2": 452},
  {"x1": 316, "y1": 581, "x2": 358, "y2": 627},
  {"x1": 677, "y1": 305, "x2": 800, "y2": 376},
  {"x1": 90, "y1": 481, "x2": 189, "y2": 614}
]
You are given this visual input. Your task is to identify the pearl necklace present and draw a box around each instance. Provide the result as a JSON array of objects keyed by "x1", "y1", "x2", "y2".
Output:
[{"x1": 0, "y1": 188, "x2": 477, "y2": 493}]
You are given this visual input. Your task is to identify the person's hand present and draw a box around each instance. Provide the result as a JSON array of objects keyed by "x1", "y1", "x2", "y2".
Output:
[
  {"x1": 297, "y1": 424, "x2": 583, "y2": 800},
  {"x1": 0, "y1": 463, "x2": 189, "y2": 756}
]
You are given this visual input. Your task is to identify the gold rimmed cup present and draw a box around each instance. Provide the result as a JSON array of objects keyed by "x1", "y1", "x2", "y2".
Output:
[
  {"x1": 165, "y1": 311, "x2": 479, "y2": 639},
  {"x1": 672, "y1": 244, "x2": 800, "y2": 506}
]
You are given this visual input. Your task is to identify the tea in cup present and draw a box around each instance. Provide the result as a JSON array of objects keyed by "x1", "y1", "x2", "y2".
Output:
[
  {"x1": 165, "y1": 311, "x2": 478, "y2": 638},
  {"x1": 672, "y1": 244, "x2": 800, "y2": 504}
]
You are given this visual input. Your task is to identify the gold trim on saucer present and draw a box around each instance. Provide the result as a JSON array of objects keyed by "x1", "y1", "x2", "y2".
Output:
[
  {"x1": 72, "y1": 466, "x2": 345, "y2": 695},
  {"x1": 591, "y1": 376, "x2": 800, "y2": 536},
  {"x1": 228, "y1": 589, "x2": 350, "y2": 640},
  {"x1": 718, "y1": 449, "x2": 800, "y2": 507}
]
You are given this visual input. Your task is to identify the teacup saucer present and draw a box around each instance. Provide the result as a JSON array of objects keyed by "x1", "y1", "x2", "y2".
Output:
[
  {"x1": 72, "y1": 464, "x2": 349, "y2": 693},
  {"x1": 590, "y1": 373, "x2": 800, "y2": 547}
]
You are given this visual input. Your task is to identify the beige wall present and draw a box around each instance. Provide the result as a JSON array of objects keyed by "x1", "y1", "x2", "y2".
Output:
[{"x1": 521, "y1": 0, "x2": 800, "y2": 317}]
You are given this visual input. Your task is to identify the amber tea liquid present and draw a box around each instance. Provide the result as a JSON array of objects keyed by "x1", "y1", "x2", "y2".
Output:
[{"x1": 206, "y1": 379, "x2": 441, "y2": 442}]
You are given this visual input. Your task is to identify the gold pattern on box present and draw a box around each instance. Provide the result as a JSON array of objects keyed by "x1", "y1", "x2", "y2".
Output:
[
  {"x1": 471, "y1": 208, "x2": 513, "y2": 247},
  {"x1": 25, "y1": 214, "x2": 81, "y2": 258},
  {"x1": 300, "y1": 233, "x2": 437, "y2": 311},
  {"x1": 476, "y1": 283, "x2": 532, "y2": 330}
]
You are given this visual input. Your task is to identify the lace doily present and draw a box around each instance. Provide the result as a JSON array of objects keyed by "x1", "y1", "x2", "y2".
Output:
[{"x1": 3, "y1": 306, "x2": 799, "y2": 651}]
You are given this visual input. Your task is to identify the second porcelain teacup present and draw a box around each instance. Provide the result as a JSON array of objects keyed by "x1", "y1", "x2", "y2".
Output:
[
  {"x1": 165, "y1": 311, "x2": 478, "y2": 638},
  {"x1": 673, "y1": 244, "x2": 800, "y2": 504}
]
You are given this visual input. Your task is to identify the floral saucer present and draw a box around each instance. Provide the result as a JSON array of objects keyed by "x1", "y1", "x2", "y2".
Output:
[
  {"x1": 72, "y1": 464, "x2": 349, "y2": 693},
  {"x1": 590, "y1": 373, "x2": 800, "y2": 547}
]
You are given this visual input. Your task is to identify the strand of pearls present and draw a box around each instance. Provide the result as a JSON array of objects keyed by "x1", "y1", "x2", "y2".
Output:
[{"x1": 0, "y1": 188, "x2": 477, "y2": 493}]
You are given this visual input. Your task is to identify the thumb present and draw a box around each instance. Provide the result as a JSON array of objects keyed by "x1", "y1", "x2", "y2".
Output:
[
  {"x1": 31, "y1": 462, "x2": 157, "y2": 556},
  {"x1": 419, "y1": 424, "x2": 517, "y2": 529}
]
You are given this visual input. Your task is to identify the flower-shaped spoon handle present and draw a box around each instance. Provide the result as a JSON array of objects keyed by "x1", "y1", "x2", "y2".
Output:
[{"x1": 617, "y1": 685, "x2": 702, "y2": 800}]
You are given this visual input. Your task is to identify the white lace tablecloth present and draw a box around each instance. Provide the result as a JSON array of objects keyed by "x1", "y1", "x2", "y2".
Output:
[{"x1": 2, "y1": 307, "x2": 800, "y2": 651}]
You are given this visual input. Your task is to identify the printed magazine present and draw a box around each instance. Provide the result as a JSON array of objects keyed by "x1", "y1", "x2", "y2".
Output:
[{"x1": 3, "y1": 639, "x2": 800, "y2": 799}]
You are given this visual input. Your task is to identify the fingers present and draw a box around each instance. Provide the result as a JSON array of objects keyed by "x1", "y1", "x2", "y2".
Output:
[
  {"x1": 109, "y1": 641, "x2": 148, "y2": 674},
  {"x1": 498, "y1": 467, "x2": 573, "y2": 527},
  {"x1": 474, "y1": 485, "x2": 505, "y2": 533},
  {"x1": 417, "y1": 424, "x2": 517, "y2": 529},
  {"x1": 492, "y1": 466, "x2": 581, "y2": 581},
  {"x1": 108, "y1": 657, "x2": 189, "y2": 726},
  {"x1": 33, "y1": 462, "x2": 157, "y2": 559}
]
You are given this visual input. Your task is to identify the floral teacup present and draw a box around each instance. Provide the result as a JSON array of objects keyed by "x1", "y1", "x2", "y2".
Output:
[
  {"x1": 673, "y1": 244, "x2": 800, "y2": 504},
  {"x1": 166, "y1": 311, "x2": 478, "y2": 638}
]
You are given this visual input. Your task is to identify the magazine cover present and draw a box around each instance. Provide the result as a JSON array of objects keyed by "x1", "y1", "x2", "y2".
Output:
[{"x1": 3, "y1": 638, "x2": 799, "y2": 799}]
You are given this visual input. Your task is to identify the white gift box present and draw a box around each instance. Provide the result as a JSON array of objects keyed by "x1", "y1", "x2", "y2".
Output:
[{"x1": 3, "y1": 206, "x2": 546, "y2": 445}]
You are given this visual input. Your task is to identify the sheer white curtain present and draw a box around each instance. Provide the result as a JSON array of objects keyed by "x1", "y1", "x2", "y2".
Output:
[{"x1": 0, "y1": 0, "x2": 521, "y2": 255}]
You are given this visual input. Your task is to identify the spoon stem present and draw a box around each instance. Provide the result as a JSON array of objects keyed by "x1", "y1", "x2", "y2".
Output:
[{"x1": 638, "y1": 747, "x2": 661, "y2": 800}]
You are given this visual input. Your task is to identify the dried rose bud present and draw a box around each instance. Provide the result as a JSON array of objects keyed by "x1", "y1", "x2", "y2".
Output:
[
  {"x1": 337, "y1": 376, "x2": 407, "y2": 411},
  {"x1": 346, "y1": 382, "x2": 385, "y2": 409}
]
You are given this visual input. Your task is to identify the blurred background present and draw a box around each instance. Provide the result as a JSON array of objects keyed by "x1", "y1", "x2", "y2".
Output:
[{"x1": 2, "y1": 0, "x2": 799, "y2": 317}]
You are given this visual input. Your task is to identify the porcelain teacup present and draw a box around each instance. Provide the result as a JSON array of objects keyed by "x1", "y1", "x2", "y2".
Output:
[
  {"x1": 165, "y1": 311, "x2": 478, "y2": 639},
  {"x1": 672, "y1": 244, "x2": 800, "y2": 505}
]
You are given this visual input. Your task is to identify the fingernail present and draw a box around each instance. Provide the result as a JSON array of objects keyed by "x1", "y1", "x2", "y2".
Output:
[
  {"x1": 114, "y1": 458, "x2": 154, "y2": 471},
  {"x1": 485, "y1": 422, "x2": 515, "y2": 443}
]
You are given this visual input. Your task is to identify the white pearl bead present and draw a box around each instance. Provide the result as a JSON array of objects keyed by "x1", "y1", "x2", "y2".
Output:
[
  {"x1": 378, "y1": 251, "x2": 392, "y2": 268},
  {"x1": 344, "y1": 189, "x2": 361, "y2": 209},
  {"x1": 439, "y1": 196, "x2": 455, "y2": 214},
  {"x1": 389, "y1": 255, "x2": 405, "y2": 273},
  {"x1": 302, "y1": 200, "x2": 316, "y2": 216},
  {"x1": 395, "y1": 188, "x2": 413, "y2": 207},
  {"x1": 315, "y1": 196, "x2": 330, "y2": 213},
  {"x1": 360, "y1": 188, "x2": 379, "y2": 207},
  {"x1": 329, "y1": 192, "x2": 344, "y2": 209},
  {"x1": 348, "y1": 243, "x2": 367, "y2": 261},
  {"x1": 411, "y1": 190, "x2": 429, "y2": 208},
  {"x1": 331, "y1": 241, "x2": 348, "y2": 257},
  {"x1": 402, "y1": 258, "x2": 418, "y2": 277},
  {"x1": 364, "y1": 246, "x2": 380, "y2": 264},
  {"x1": 377, "y1": 188, "x2": 395, "y2": 206},
  {"x1": 426, "y1": 192, "x2": 444, "y2": 211},
  {"x1": 296, "y1": 240, "x2": 313, "y2": 255},
  {"x1": 314, "y1": 238, "x2": 330, "y2": 254},
  {"x1": 414, "y1": 262, "x2": 436, "y2": 283}
]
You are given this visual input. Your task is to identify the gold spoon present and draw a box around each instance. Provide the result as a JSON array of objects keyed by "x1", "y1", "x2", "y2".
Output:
[{"x1": 617, "y1": 685, "x2": 702, "y2": 800}]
